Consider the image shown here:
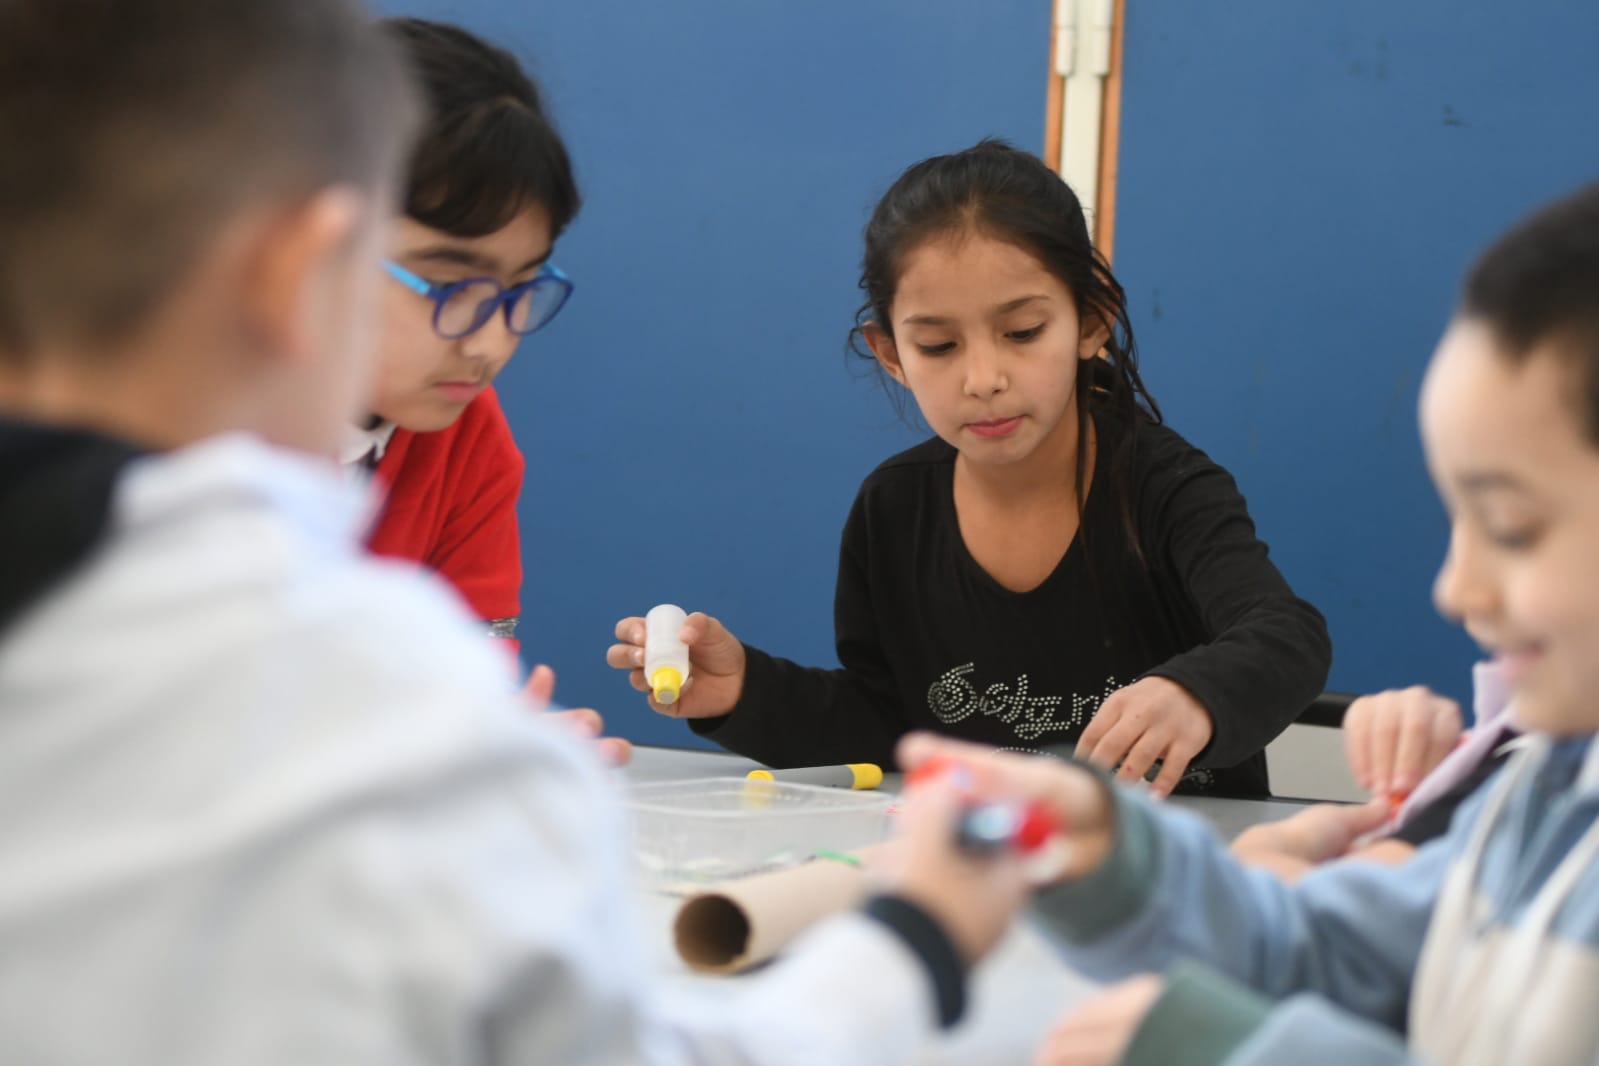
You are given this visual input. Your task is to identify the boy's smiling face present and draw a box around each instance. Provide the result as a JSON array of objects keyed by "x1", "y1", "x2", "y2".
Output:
[
  {"x1": 371, "y1": 205, "x2": 553, "y2": 431},
  {"x1": 1422, "y1": 319, "x2": 1599, "y2": 735}
]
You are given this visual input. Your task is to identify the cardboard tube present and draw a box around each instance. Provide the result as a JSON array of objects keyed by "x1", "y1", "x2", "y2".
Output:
[{"x1": 673, "y1": 848, "x2": 876, "y2": 973}]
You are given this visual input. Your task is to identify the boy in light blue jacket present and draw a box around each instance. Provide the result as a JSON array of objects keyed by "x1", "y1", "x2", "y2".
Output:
[{"x1": 903, "y1": 180, "x2": 1599, "y2": 1066}]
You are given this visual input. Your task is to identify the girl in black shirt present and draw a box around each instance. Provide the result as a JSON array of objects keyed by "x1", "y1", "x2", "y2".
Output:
[{"x1": 608, "y1": 140, "x2": 1329, "y2": 796}]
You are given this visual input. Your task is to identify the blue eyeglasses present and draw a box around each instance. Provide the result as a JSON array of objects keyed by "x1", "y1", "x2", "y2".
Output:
[{"x1": 384, "y1": 260, "x2": 574, "y2": 340}]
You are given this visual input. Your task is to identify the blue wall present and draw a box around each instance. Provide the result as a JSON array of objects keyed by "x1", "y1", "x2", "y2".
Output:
[
  {"x1": 381, "y1": 0, "x2": 1599, "y2": 738},
  {"x1": 381, "y1": 0, "x2": 1054, "y2": 745},
  {"x1": 1113, "y1": 0, "x2": 1599, "y2": 711}
]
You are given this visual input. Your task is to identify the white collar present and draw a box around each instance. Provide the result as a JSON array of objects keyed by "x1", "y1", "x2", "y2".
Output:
[{"x1": 339, "y1": 420, "x2": 398, "y2": 467}]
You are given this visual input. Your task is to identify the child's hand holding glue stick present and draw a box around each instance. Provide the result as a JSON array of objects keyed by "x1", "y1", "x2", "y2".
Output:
[
  {"x1": 882, "y1": 753, "x2": 1038, "y2": 966},
  {"x1": 872, "y1": 736, "x2": 1121, "y2": 970},
  {"x1": 906, "y1": 755, "x2": 1069, "y2": 880},
  {"x1": 642, "y1": 605, "x2": 691, "y2": 705},
  {"x1": 896, "y1": 733, "x2": 1120, "y2": 886},
  {"x1": 608, "y1": 607, "x2": 747, "y2": 718}
]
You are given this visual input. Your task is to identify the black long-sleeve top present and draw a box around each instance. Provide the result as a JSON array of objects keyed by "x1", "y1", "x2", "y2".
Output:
[{"x1": 694, "y1": 412, "x2": 1332, "y2": 796}]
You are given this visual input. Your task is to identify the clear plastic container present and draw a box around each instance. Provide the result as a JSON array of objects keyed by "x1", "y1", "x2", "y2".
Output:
[{"x1": 627, "y1": 777, "x2": 895, "y2": 887}]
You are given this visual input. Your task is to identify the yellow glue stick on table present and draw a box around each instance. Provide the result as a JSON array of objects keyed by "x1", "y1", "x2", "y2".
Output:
[{"x1": 746, "y1": 764, "x2": 884, "y2": 790}]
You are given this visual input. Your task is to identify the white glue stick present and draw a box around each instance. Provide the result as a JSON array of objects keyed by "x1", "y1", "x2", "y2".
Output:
[{"x1": 644, "y1": 604, "x2": 691, "y2": 705}]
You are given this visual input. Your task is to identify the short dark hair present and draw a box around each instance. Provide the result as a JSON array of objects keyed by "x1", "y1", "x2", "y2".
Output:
[
  {"x1": 1462, "y1": 182, "x2": 1599, "y2": 443},
  {"x1": 0, "y1": 0, "x2": 414, "y2": 359},
  {"x1": 382, "y1": 18, "x2": 581, "y2": 240}
]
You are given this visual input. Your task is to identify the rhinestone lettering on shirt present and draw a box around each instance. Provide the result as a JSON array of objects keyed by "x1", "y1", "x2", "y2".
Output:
[{"x1": 925, "y1": 663, "x2": 1119, "y2": 742}]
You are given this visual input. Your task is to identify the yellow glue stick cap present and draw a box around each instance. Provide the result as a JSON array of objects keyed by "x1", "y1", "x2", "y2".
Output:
[
  {"x1": 848, "y1": 763, "x2": 884, "y2": 790},
  {"x1": 650, "y1": 666, "x2": 684, "y2": 704}
]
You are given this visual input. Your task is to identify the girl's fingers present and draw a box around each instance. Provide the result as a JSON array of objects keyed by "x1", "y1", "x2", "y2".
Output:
[
  {"x1": 605, "y1": 643, "x2": 643, "y2": 669},
  {"x1": 680, "y1": 611, "x2": 710, "y2": 645},
  {"x1": 1084, "y1": 714, "x2": 1144, "y2": 774},
  {"x1": 1115, "y1": 728, "x2": 1170, "y2": 787},
  {"x1": 1073, "y1": 696, "x2": 1121, "y2": 759},
  {"x1": 1343, "y1": 697, "x2": 1374, "y2": 788},
  {"x1": 1150, "y1": 737, "x2": 1201, "y2": 798}
]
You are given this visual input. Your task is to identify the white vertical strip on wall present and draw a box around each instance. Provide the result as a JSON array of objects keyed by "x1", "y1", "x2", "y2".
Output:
[{"x1": 1054, "y1": 0, "x2": 1116, "y2": 229}]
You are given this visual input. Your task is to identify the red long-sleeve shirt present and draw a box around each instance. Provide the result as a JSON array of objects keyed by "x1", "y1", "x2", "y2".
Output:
[{"x1": 366, "y1": 389, "x2": 524, "y2": 648}]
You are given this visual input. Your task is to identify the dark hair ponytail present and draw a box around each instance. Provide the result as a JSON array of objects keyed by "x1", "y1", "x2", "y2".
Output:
[{"x1": 849, "y1": 138, "x2": 1161, "y2": 554}]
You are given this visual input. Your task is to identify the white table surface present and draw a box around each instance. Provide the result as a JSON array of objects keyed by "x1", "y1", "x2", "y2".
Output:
[{"x1": 625, "y1": 745, "x2": 1311, "y2": 1065}]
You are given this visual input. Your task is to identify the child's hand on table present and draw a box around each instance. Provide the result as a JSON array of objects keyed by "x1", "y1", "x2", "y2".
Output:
[
  {"x1": 1228, "y1": 687, "x2": 1462, "y2": 881},
  {"x1": 1230, "y1": 798, "x2": 1393, "y2": 881},
  {"x1": 1344, "y1": 686, "x2": 1463, "y2": 798},
  {"x1": 1073, "y1": 676, "x2": 1214, "y2": 798},
  {"x1": 1031, "y1": 974, "x2": 1165, "y2": 1066},
  {"x1": 522, "y1": 664, "x2": 634, "y2": 766},
  {"x1": 606, "y1": 611, "x2": 746, "y2": 719}
]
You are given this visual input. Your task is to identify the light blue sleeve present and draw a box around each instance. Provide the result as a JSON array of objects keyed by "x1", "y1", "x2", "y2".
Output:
[{"x1": 1030, "y1": 788, "x2": 1456, "y2": 1034}]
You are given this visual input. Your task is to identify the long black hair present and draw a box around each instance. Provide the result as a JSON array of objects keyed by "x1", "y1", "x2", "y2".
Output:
[
  {"x1": 382, "y1": 18, "x2": 580, "y2": 240},
  {"x1": 850, "y1": 138, "x2": 1161, "y2": 553}
]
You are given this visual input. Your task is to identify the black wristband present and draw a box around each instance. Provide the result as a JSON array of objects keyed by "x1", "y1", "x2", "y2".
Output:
[{"x1": 862, "y1": 894, "x2": 968, "y2": 1029}]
